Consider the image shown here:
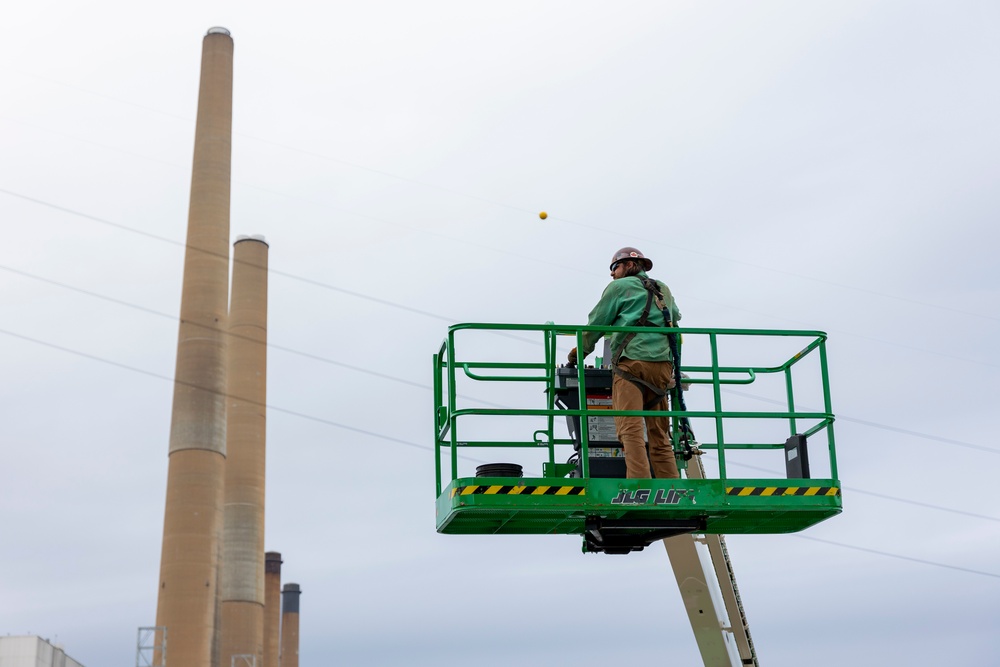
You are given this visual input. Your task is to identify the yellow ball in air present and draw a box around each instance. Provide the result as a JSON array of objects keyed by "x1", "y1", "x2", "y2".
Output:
[{"x1": 539, "y1": 211, "x2": 548, "y2": 220}]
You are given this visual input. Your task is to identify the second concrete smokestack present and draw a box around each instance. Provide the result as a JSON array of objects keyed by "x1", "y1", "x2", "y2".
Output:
[
  {"x1": 155, "y1": 26, "x2": 234, "y2": 667},
  {"x1": 220, "y1": 237, "x2": 270, "y2": 667},
  {"x1": 263, "y1": 552, "x2": 282, "y2": 667},
  {"x1": 280, "y1": 584, "x2": 301, "y2": 667}
]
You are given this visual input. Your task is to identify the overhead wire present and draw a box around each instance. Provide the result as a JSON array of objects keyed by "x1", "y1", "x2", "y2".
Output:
[
  {"x1": 1, "y1": 223, "x2": 994, "y2": 458},
  {"x1": 3, "y1": 102, "x2": 998, "y2": 367},
  {"x1": 688, "y1": 293, "x2": 998, "y2": 370},
  {"x1": 3, "y1": 262, "x2": 999, "y2": 525},
  {"x1": 0, "y1": 187, "x2": 454, "y2": 323},
  {"x1": 3, "y1": 110, "x2": 998, "y2": 369},
  {"x1": 12, "y1": 69, "x2": 997, "y2": 324},
  {"x1": 5, "y1": 71, "x2": 999, "y2": 582},
  {"x1": 0, "y1": 116, "x2": 597, "y2": 283},
  {"x1": 791, "y1": 535, "x2": 1000, "y2": 580},
  {"x1": 1, "y1": 323, "x2": 997, "y2": 581},
  {"x1": 1, "y1": 184, "x2": 995, "y2": 372},
  {"x1": 0, "y1": 104, "x2": 592, "y2": 281},
  {"x1": 0, "y1": 325, "x2": 489, "y2": 465},
  {"x1": 0, "y1": 187, "x2": 539, "y2": 347},
  {"x1": 722, "y1": 388, "x2": 998, "y2": 455},
  {"x1": 1, "y1": 189, "x2": 996, "y2": 457},
  {"x1": 0, "y1": 262, "x2": 506, "y2": 407},
  {"x1": 5, "y1": 195, "x2": 999, "y2": 572},
  {"x1": 717, "y1": 459, "x2": 1000, "y2": 522}
]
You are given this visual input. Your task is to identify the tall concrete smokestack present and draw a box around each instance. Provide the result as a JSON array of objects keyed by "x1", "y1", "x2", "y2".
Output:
[
  {"x1": 221, "y1": 237, "x2": 269, "y2": 667},
  {"x1": 263, "y1": 552, "x2": 282, "y2": 667},
  {"x1": 280, "y1": 584, "x2": 301, "y2": 667},
  {"x1": 155, "y1": 26, "x2": 234, "y2": 667}
]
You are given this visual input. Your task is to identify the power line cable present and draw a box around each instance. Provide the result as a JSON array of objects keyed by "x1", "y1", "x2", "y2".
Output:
[
  {"x1": 5, "y1": 73, "x2": 998, "y2": 326},
  {"x1": 0, "y1": 115, "x2": 596, "y2": 282},
  {"x1": 2, "y1": 116, "x2": 996, "y2": 369},
  {"x1": 0, "y1": 263, "x2": 508, "y2": 407},
  {"x1": 3, "y1": 325, "x2": 997, "y2": 580},
  {"x1": 4, "y1": 247, "x2": 993, "y2": 458},
  {"x1": 3, "y1": 184, "x2": 996, "y2": 373},
  {"x1": 5, "y1": 325, "x2": 997, "y2": 581},
  {"x1": 0, "y1": 187, "x2": 545, "y2": 346},
  {"x1": 721, "y1": 388, "x2": 999, "y2": 455},
  {"x1": 0, "y1": 188, "x2": 465, "y2": 324},
  {"x1": 7, "y1": 96, "x2": 1000, "y2": 368},
  {"x1": 0, "y1": 325, "x2": 489, "y2": 465},
  {"x1": 16, "y1": 71, "x2": 190, "y2": 122},
  {"x1": 1, "y1": 115, "x2": 184, "y2": 172},
  {"x1": 691, "y1": 293, "x2": 998, "y2": 369},
  {"x1": 842, "y1": 486, "x2": 1000, "y2": 523},
  {"x1": 792, "y1": 534, "x2": 1000, "y2": 580},
  {"x1": 718, "y1": 458, "x2": 1000, "y2": 523},
  {"x1": 1, "y1": 268, "x2": 995, "y2": 525}
]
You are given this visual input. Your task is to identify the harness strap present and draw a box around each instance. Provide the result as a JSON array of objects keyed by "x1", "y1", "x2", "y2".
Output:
[
  {"x1": 608, "y1": 275, "x2": 676, "y2": 405},
  {"x1": 612, "y1": 366, "x2": 672, "y2": 410},
  {"x1": 610, "y1": 275, "x2": 664, "y2": 366},
  {"x1": 605, "y1": 275, "x2": 697, "y2": 458}
]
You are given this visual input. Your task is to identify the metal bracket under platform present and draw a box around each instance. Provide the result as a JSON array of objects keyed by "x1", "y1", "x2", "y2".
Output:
[{"x1": 584, "y1": 517, "x2": 707, "y2": 554}]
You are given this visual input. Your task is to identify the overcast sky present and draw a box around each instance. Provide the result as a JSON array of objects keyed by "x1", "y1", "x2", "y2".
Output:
[{"x1": 1, "y1": 1, "x2": 998, "y2": 666}]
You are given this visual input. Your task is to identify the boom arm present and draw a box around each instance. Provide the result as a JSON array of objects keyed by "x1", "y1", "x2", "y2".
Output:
[{"x1": 663, "y1": 456, "x2": 757, "y2": 666}]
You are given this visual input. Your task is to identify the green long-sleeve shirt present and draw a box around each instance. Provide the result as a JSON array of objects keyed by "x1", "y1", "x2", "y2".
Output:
[{"x1": 580, "y1": 271, "x2": 681, "y2": 362}]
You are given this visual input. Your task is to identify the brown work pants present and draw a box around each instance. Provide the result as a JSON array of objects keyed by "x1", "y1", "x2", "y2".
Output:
[{"x1": 612, "y1": 358, "x2": 679, "y2": 479}]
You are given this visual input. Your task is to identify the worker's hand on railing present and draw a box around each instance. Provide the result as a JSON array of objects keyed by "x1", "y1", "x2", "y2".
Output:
[{"x1": 567, "y1": 347, "x2": 578, "y2": 367}]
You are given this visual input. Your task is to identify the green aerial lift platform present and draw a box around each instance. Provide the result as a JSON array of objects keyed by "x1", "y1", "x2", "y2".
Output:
[{"x1": 434, "y1": 323, "x2": 841, "y2": 554}]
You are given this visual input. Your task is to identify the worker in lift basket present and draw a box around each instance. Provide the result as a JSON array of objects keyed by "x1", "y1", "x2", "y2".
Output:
[{"x1": 567, "y1": 247, "x2": 682, "y2": 479}]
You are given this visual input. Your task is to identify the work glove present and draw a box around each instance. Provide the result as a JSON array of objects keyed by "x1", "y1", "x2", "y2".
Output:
[{"x1": 567, "y1": 347, "x2": 578, "y2": 367}]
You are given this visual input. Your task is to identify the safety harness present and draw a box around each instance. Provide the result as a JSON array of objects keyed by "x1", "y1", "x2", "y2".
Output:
[
  {"x1": 610, "y1": 275, "x2": 698, "y2": 459},
  {"x1": 610, "y1": 276, "x2": 673, "y2": 408}
]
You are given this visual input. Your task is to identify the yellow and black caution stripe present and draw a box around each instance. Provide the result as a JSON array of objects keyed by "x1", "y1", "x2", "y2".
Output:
[
  {"x1": 451, "y1": 484, "x2": 585, "y2": 498},
  {"x1": 726, "y1": 486, "x2": 840, "y2": 497}
]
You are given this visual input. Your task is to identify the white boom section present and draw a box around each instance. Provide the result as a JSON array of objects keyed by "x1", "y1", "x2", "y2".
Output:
[{"x1": 662, "y1": 456, "x2": 757, "y2": 667}]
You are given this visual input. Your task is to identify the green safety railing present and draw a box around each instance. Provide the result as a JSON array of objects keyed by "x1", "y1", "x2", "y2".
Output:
[{"x1": 433, "y1": 323, "x2": 836, "y2": 497}]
